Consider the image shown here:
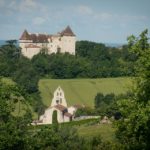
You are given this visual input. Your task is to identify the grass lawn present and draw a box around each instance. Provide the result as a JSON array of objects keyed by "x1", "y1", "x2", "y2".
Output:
[
  {"x1": 77, "y1": 123, "x2": 116, "y2": 142},
  {"x1": 39, "y1": 77, "x2": 132, "y2": 107}
]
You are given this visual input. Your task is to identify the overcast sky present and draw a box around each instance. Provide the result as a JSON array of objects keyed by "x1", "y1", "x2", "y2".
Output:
[{"x1": 0, "y1": 0, "x2": 150, "y2": 43}]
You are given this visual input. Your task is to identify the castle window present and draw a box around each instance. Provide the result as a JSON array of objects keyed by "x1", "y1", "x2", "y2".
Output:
[{"x1": 57, "y1": 47, "x2": 61, "y2": 53}]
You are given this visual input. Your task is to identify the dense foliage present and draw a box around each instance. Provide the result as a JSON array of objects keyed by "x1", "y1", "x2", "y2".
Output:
[
  {"x1": 31, "y1": 41, "x2": 136, "y2": 78},
  {"x1": 0, "y1": 41, "x2": 44, "y2": 115},
  {"x1": 116, "y1": 29, "x2": 150, "y2": 150}
]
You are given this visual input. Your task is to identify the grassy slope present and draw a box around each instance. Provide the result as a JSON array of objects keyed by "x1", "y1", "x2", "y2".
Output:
[
  {"x1": 77, "y1": 124, "x2": 116, "y2": 141},
  {"x1": 39, "y1": 77, "x2": 132, "y2": 107}
]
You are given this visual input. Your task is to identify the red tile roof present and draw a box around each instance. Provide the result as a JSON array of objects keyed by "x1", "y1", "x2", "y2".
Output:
[
  {"x1": 20, "y1": 26, "x2": 75, "y2": 42},
  {"x1": 54, "y1": 104, "x2": 67, "y2": 111},
  {"x1": 20, "y1": 30, "x2": 49, "y2": 43},
  {"x1": 20, "y1": 30, "x2": 31, "y2": 40},
  {"x1": 64, "y1": 112, "x2": 72, "y2": 117},
  {"x1": 60, "y1": 26, "x2": 75, "y2": 36}
]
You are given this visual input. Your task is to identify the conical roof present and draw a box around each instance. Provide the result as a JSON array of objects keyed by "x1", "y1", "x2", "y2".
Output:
[
  {"x1": 60, "y1": 26, "x2": 75, "y2": 36},
  {"x1": 19, "y1": 29, "x2": 31, "y2": 40}
]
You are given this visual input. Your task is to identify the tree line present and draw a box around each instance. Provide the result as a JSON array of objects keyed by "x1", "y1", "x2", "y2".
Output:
[{"x1": 32, "y1": 41, "x2": 137, "y2": 78}]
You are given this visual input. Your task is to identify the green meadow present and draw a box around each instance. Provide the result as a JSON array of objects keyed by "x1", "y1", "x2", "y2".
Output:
[
  {"x1": 77, "y1": 124, "x2": 116, "y2": 141},
  {"x1": 39, "y1": 77, "x2": 132, "y2": 107}
]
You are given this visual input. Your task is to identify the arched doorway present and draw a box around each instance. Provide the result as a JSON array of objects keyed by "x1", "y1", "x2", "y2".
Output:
[{"x1": 52, "y1": 110, "x2": 58, "y2": 124}]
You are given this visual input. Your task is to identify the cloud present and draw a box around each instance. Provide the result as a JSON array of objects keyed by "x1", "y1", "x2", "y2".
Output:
[
  {"x1": 6, "y1": 0, "x2": 44, "y2": 13},
  {"x1": 77, "y1": 5, "x2": 93, "y2": 15},
  {"x1": 32, "y1": 17, "x2": 46, "y2": 25},
  {"x1": 93, "y1": 13, "x2": 114, "y2": 20},
  {"x1": 76, "y1": 5, "x2": 148, "y2": 23},
  {"x1": 19, "y1": 0, "x2": 37, "y2": 12}
]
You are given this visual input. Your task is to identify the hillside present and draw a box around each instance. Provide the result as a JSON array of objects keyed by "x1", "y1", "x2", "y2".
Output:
[{"x1": 39, "y1": 77, "x2": 132, "y2": 107}]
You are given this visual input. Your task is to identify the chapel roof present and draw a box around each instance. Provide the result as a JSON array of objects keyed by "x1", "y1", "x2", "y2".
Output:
[
  {"x1": 64, "y1": 112, "x2": 72, "y2": 117},
  {"x1": 55, "y1": 104, "x2": 67, "y2": 111}
]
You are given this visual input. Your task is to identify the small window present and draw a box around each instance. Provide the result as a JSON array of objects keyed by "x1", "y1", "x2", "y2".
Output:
[
  {"x1": 57, "y1": 92, "x2": 59, "y2": 96},
  {"x1": 56, "y1": 100, "x2": 59, "y2": 104},
  {"x1": 60, "y1": 92, "x2": 62, "y2": 96},
  {"x1": 60, "y1": 98, "x2": 62, "y2": 104},
  {"x1": 57, "y1": 47, "x2": 61, "y2": 53}
]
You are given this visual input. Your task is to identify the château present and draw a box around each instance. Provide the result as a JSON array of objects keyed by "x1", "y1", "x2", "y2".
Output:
[{"x1": 19, "y1": 26, "x2": 76, "y2": 58}]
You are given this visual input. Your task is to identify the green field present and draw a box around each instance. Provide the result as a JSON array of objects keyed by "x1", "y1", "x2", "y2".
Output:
[
  {"x1": 39, "y1": 77, "x2": 132, "y2": 107},
  {"x1": 77, "y1": 124, "x2": 116, "y2": 141}
]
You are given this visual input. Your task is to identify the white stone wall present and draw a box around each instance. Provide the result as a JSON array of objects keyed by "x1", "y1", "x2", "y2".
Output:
[
  {"x1": 41, "y1": 108, "x2": 53, "y2": 124},
  {"x1": 19, "y1": 40, "x2": 32, "y2": 48},
  {"x1": 40, "y1": 107, "x2": 67, "y2": 124},
  {"x1": 60, "y1": 36, "x2": 76, "y2": 55},
  {"x1": 64, "y1": 115, "x2": 70, "y2": 122},
  {"x1": 51, "y1": 87, "x2": 67, "y2": 107},
  {"x1": 21, "y1": 47, "x2": 41, "y2": 59},
  {"x1": 19, "y1": 35, "x2": 76, "y2": 58},
  {"x1": 68, "y1": 106, "x2": 76, "y2": 115}
]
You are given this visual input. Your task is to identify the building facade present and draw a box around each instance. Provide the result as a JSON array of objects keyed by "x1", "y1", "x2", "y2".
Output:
[
  {"x1": 37, "y1": 86, "x2": 77, "y2": 124},
  {"x1": 19, "y1": 26, "x2": 76, "y2": 58}
]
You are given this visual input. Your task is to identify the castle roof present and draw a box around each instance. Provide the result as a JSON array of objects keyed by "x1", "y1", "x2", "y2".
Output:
[
  {"x1": 19, "y1": 26, "x2": 75, "y2": 42},
  {"x1": 33, "y1": 34, "x2": 48, "y2": 43},
  {"x1": 60, "y1": 26, "x2": 75, "y2": 36},
  {"x1": 20, "y1": 30, "x2": 31, "y2": 40}
]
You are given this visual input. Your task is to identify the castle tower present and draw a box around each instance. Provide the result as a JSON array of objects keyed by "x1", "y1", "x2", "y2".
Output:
[
  {"x1": 19, "y1": 29, "x2": 32, "y2": 46},
  {"x1": 60, "y1": 26, "x2": 76, "y2": 55}
]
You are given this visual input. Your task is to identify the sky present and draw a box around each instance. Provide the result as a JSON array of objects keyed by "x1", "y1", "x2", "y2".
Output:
[{"x1": 0, "y1": 0, "x2": 150, "y2": 43}]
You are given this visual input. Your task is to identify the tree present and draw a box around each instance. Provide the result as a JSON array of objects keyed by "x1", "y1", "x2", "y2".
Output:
[
  {"x1": 95, "y1": 93, "x2": 104, "y2": 109},
  {"x1": 0, "y1": 79, "x2": 32, "y2": 150},
  {"x1": 52, "y1": 110, "x2": 58, "y2": 124},
  {"x1": 116, "y1": 29, "x2": 150, "y2": 150},
  {"x1": 13, "y1": 57, "x2": 39, "y2": 93}
]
